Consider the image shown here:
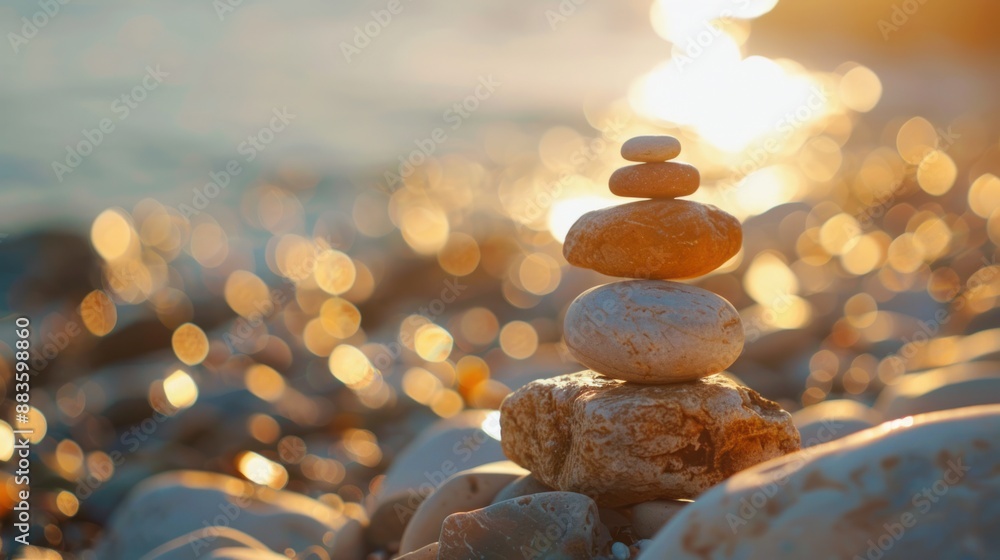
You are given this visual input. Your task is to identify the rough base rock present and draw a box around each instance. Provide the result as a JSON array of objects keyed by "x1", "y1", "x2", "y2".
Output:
[{"x1": 500, "y1": 371, "x2": 800, "y2": 507}]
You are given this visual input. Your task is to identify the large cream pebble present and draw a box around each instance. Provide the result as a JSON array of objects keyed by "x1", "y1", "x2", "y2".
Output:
[
  {"x1": 564, "y1": 280, "x2": 744, "y2": 383},
  {"x1": 638, "y1": 405, "x2": 1000, "y2": 559}
]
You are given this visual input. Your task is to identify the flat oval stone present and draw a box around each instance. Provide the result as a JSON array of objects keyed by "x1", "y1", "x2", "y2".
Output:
[
  {"x1": 621, "y1": 136, "x2": 682, "y2": 162},
  {"x1": 563, "y1": 280, "x2": 744, "y2": 383},
  {"x1": 499, "y1": 371, "x2": 800, "y2": 507},
  {"x1": 609, "y1": 162, "x2": 699, "y2": 198},
  {"x1": 637, "y1": 404, "x2": 1000, "y2": 560},
  {"x1": 563, "y1": 200, "x2": 742, "y2": 280}
]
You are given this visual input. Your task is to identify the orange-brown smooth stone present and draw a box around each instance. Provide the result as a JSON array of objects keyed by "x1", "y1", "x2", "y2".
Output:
[
  {"x1": 563, "y1": 199, "x2": 742, "y2": 279},
  {"x1": 621, "y1": 135, "x2": 681, "y2": 162},
  {"x1": 609, "y1": 162, "x2": 699, "y2": 198}
]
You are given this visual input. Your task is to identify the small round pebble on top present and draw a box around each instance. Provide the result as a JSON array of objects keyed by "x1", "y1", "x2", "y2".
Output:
[{"x1": 620, "y1": 135, "x2": 682, "y2": 162}]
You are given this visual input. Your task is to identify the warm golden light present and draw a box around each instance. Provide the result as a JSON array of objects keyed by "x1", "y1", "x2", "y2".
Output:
[
  {"x1": 414, "y1": 323, "x2": 454, "y2": 362},
  {"x1": 237, "y1": 451, "x2": 288, "y2": 489},
  {"x1": 163, "y1": 370, "x2": 199, "y2": 409},
  {"x1": 80, "y1": 290, "x2": 117, "y2": 337},
  {"x1": 91, "y1": 208, "x2": 134, "y2": 261},
  {"x1": 171, "y1": 323, "x2": 209, "y2": 366},
  {"x1": 314, "y1": 249, "x2": 357, "y2": 295}
]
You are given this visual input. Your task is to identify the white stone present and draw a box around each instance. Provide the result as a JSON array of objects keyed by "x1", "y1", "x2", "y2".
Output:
[
  {"x1": 563, "y1": 281, "x2": 744, "y2": 383},
  {"x1": 638, "y1": 405, "x2": 1000, "y2": 559}
]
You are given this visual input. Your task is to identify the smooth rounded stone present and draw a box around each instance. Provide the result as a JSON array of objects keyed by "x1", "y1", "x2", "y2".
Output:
[
  {"x1": 875, "y1": 363, "x2": 1000, "y2": 420},
  {"x1": 563, "y1": 280, "x2": 744, "y2": 383},
  {"x1": 398, "y1": 461, "x2": 528, "y2": 555},
  {"x1": 563, "y1": 200, "x2": 742, "y2": 280},
  {"x1": 621, "y1": 135, "x2": 682, "y2": 163},
  {"x1": 628, "y1": 500, "x2": 693, "y2": 539},
  {"x1": 372, "y1": 410, "x2": 505, "y2": 509},
  {"x1": 144, "y1": 527, "x2": 275, "y2": 559},
  {"x1": 202, "y1": 549, "x2": 290, "y2": 560},
  {"x1": 637, "y1": 404, "x2": 1000, "y2": 560},
  {"x1": 438, "y1": 492, "x2": 610, "y2": 560},
  {"x1": 367, "y1": 411, "x2": 506, "y2": 548},
  {"x1": 94, "y1": 470, "x2": 363, "y2": 559},
  {"x1": 396, "y1": 542, "x2": 439, "y2": 559},
  {"x1": 500, "y1": 371, "x2": 800, "y2": 507},
  {"x1": 883, "y1": 376, "x2": 1000, "y2": 419},
  {"x1": 609, "y1": 162, "x2": 699, "y2": 198},
  {"x1": 491, "y1": 473, "x2": 555, "y2": 505},
  {"x1": 792, "y1": 399, "x2": 883, "y2": 447}
]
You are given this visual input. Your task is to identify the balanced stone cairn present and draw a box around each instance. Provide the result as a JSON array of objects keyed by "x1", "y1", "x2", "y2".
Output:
[{"x1": 500, "y1": 136, "x2": 801, "y2": 522}]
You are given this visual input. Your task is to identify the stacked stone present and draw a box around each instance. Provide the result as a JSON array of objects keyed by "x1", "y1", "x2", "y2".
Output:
[{"x1": 500, "y1": 136, "x2": 801, "y2": 509}]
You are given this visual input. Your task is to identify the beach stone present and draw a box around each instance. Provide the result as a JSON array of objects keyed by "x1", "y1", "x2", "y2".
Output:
[
  {"x1": 438, "y1": 492, "x2": 610, "y2": 560},
  {"x1": 500, "y1": 371, "x2": 800, "y2": 507},
  {"x1": 609, "y1": 162, "x2": 699, "y2": 198},
  {"x1": 621, "y1": 135, "x2": 682, "y2": 162},
  {"x1": 397, "y1": 542, "x2": 439, "y2": 559},
  {"x1": 792, "y1": 399, "x2": 882, "y2": 447},
  {"x1": 875, "y1": 363, "x2": 1000, "y2": 420},
  {"x1": 491, "y1": 473, "x2": 555, "y2": 505},
  {"x1": 563, "y1": 280, "x2": 744, "y2": 383},
  {"x1": 398, "y1": 461, "x2": 528, "y2": 555},
  {"x1": 628, "y1": 500, "x2": 692, "y2": 539},
  {"x1": 637, "y1": 404, "x2": 1000, "y2": 560},
  {"x1": 373, "y1": 410, "x2": 505, "y2": 509},
  {"x1": 145, "y1": 527, "x2": 278, "y2": 560},
  {"x1": 563, "y1": 200, "x2": 742, "y2": 280},
  {"x1": 202, "y1": 549, "x2": 289, "y2": 560},
  {"x1": 366, "y1": 411, "x2": 505, "y2": 548},
  {"x1": 93, "y1": 470, "x2": 362, "y2": 559}
]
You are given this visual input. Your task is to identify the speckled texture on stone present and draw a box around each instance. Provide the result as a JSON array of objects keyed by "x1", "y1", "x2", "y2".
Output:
[
  {"x1": 621, "y1": 135, "x2": 682, "y2": 162},
  {"x1": 499, "y1": 372, "x2": 800, "y2": 507},
  {"x1": 438, "y1": 492, "x2": 610, "y2": 560},
  {"x1": 564, "y1": 280, "x2": 744, "y2": 383},
  {"x1": 637, "y1": 404, "x2": 1000, "y2": 560},
  {"x1": 609, "y1": 162, "x2": 699, "y2": 198},
  {"x1": 562, "y1": 199, "x2": 742, "y2": 280}
]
